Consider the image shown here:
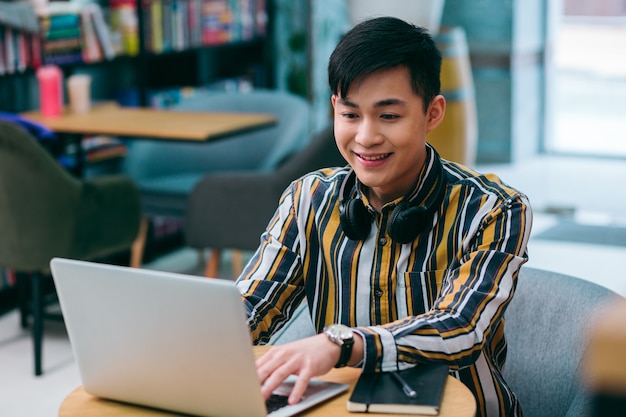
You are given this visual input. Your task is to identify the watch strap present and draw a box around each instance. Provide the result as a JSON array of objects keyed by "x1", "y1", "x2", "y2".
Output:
[{"x1": 335, "y1": 336, "x2": 354, "y2": 368}]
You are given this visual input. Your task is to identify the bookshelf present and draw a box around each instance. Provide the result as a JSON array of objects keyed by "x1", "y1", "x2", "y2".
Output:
[
  {"x1": 0, "y1": 0, "x2": 274, "y2": 112},
  {"x1": 0, "y1": 0, "x2": 274, "y2": 309}
]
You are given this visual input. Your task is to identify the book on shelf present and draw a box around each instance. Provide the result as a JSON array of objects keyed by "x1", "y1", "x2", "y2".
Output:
[
  {"x1": 202, "y1": 0, "x2": 232, "y2": 45},
  {"x1": 89, "y1": 3, "x2": 116, "y2": 60},
  {"x1": 37, "y1": 1, "x2": 117, "y2": 65},
  {"x1": 40, "y1": 8, "x2": 83, "y2": 65},
  {"x1": 347, "y1": 364, "x2": 449, "y2": 415},
  {"x1": 149, "y1": 0, "x2": 164, "y2": 52},
  {"x1": 108, "y1": 0, "x2": 140, "y2": 56},
  {"x1": 139, "y1": 0, "x2": 267, "y2": 53},
  {"x1": 80, "y1": 5, "x2": 104, "y2": 63},
  {"x1": 171, "y1": 0, "x2": 186, "y2": 51},
  {"x1": 4, "y1": 26, "x2": 34, "y2": 74},
  {"x1": 186, "y1": 0, "x2": 202, "y2": 48},
  {"x1": 30, "y1": 33, "x2": 42, "y2": 68},
  {"x1": 161, "y1": 0, "x2": 172, "y2": 51},
  {"x1": 2, "y1": 26, "x2": 15, "y2": 74},
  {"x1": 254, "y1": 0, "x2": 266, "y2": 37},
  {"x1": 0, "y1": 0, "x2": 42, "y2": 75}
]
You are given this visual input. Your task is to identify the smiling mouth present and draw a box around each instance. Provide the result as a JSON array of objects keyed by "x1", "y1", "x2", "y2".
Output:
[{"x1": 357, "y1": 153, "x2": 391, "y2": 161}]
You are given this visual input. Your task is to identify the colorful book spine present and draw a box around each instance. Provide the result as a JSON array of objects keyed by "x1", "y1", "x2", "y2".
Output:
[
  {"x1": 90, "y1": 3, "x2": 116, "y2": 60},
  {"x1": 239, "y1": 0, "x2": 253, "y2": 41},
  {"x1": 40, "y1": 11, "x2": 85, "y2": 66},
  {"x1": 30, "y1": 33, "x2": 42, "y2": 69},
  {"x1": 138, "y1": 0, "x2": 266, "y2": 54},
  {"x1": 80, "y1": 5, "x2": 104, "y2": 63},
  {"x1": 202, "y1": 0, "x2": 229, "y2": 46},
  {"x1": 4, "y1": 26, "x2": 15, "y2": 73},
  {"x1": 140, "y1": 0, "x2": 152, "y2": 52},
  {"x1": 254, "y1": 0, "x2": 267, "y2": 37},
  {"x1": 108, "y1": 0, "x2": 140, "y2": 56},
  {"x1": 150, "y1": 0, "x2": 164, "y2": 53},
  {"x1": 188, "y1": 0, "x2": 203, "y2": 48},
  {"x1": 17, "y1": 31, "x2": 30, "y2": 71},
  {"x1": 171, "y1": 0, "x2": 185, "y2": 51},
  {"x1": 0, "y1": 0, "x2": 268, "y2": 73}
]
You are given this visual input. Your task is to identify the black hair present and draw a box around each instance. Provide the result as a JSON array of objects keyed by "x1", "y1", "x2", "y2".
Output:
[{"x1": 328, "y1": 16, "x2": 442, "y2": 113}]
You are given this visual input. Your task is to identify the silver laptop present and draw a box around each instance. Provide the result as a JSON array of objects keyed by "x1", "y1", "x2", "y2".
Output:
[{"x1": 50, "y1": 258, "x2": 348, "y2": 417}]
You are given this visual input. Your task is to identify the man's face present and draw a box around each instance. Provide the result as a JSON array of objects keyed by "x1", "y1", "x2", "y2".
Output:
[{"x1": 332, "y1": 66, "x2": 445, "y2": 209}]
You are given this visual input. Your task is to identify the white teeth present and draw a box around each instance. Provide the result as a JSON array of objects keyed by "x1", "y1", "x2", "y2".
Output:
[{"x1": 360, "y1": 153, "x2": 389, "y2": 161}]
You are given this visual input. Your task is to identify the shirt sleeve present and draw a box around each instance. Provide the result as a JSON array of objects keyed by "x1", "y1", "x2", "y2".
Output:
[
  {"x1": 355, "y1": 193, "x2": 533, "y2": 373},
  {"x1": 236, "y1": 183, "x2": 306, "y2": 344}
]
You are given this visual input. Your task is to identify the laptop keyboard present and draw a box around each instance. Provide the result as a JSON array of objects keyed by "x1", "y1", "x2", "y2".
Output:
[{"x1": 266, "y1": 393, "x2": 290, "y2": 413}]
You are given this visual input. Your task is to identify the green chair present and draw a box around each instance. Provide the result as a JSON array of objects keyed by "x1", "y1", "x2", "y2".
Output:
[{"x1": 0, "y1": 120, "x2": 141, "y2": 376}]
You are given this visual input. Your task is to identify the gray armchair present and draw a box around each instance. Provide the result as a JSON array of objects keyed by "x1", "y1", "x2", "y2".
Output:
[
  {"x1": 185, "y1": 126, "x2": 346, "y2": 277},
  {"x1": 121, "y1": 89, "x2": 310, "y2": 267},
  {"x1": 0, "y1": 120, "x2": 141, "y2": 376},
  {"x1": 504, "y1": 267, "x2": 621, "y2": 417}
]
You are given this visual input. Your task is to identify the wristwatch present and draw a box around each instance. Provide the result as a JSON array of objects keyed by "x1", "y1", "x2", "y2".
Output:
[{"x1": 324, "y1": 324, "x2": 354, "y2": 368}]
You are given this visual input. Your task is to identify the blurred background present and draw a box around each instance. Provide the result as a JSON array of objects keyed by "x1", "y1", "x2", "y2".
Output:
[
  {"x1": 1, "y1": 1, "x2": 626, "y2": 415},
  {"x1": 2, "y1": 0, "x2": 625, "y2": 317}
]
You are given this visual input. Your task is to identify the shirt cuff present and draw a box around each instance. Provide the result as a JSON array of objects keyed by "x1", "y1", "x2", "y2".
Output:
[{"x1": 354, "y1": 326, "x2": 398, "y2": 373}]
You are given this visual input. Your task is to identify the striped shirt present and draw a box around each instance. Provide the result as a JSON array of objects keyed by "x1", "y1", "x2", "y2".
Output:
[{"x1": 237, "y1": 145, "x2": 533, "y2": 417}]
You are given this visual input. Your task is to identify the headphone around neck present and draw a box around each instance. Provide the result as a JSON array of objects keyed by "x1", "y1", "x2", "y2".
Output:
[{"x1": 338, "y1": 155, "x2": 447, "y2": 244}]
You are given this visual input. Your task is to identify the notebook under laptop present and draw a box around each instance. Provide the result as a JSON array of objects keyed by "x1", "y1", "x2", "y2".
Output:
[{"x1": 50, "y1": 258, "x2": 348, "y2": 417}]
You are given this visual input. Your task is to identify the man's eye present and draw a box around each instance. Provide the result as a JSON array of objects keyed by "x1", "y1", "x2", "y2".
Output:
[
  {"x1": 342, "y1": 113, "x2": 358, "y2": 119},
  {"x1": 381, "y1": 114, "x2": 399, "y2": 120}
]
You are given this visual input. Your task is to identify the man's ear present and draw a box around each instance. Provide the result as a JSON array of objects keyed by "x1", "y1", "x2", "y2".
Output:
[{"x1": 426, "y1": 95, "x2": 446, "y2": 132}]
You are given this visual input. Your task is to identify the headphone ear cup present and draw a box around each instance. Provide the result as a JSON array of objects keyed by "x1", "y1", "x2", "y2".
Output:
[
  {"x1": 387, "y1": 202, "x2": 429, "y2": 244},
  {"x1": 340, "y1": 198, "x2": 372, "y2": 240}
]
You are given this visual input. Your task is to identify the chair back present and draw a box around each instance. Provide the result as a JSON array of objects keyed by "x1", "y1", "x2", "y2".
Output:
[
  {"x1": 504, "y1": 267, "x2": 620, "y2": 417},
  {"x1": 121, "y1": 89, "x2": 310, "y2": 180},
  {"x1": 1, "y1": 120, "x2": 141, "y2": 270},
  {"x1": 184, "y1": 126, "x2": 345, "y2": 252},
  {"x1": 0, "y1": 121, "x2": 80, "y2": 269}
]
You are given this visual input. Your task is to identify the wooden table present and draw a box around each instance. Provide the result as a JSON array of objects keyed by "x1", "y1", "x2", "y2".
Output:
[
  {"x1": 21, "y1": 101, "x2": 277, "y2": 141},
  {"x1": 59, "y1": 346, "x2": 476, "y2": 417}
]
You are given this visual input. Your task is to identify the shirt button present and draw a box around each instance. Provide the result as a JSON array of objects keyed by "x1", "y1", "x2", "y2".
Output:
[
  {"x1": 374, "y1": 288, "x2": 383, "y2": 297},
  {"x1": 378, "y1": 237, "x2": 387, "y2": 246}
]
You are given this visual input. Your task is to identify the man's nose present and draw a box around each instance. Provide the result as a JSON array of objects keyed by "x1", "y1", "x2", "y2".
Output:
[{"x1": 355, "y1": 119, "x2": 383, "y2": 146}]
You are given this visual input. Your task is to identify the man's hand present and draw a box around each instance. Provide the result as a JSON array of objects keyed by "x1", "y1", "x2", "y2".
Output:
[{"x1": 255, "y1": 333, "x2": 344, "y2": 405}]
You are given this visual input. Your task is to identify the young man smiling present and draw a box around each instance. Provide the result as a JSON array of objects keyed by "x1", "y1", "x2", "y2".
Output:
[{"x1": 236, "y1": 17, "x2": 532, "y2": 417}]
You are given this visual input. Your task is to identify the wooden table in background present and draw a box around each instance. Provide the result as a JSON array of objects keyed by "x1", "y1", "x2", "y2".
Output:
[
  {"x1": 21, "y1": 101, "x2": 277, "y2": 141},
  {"x1": 58, "y1": 346, "x2": 476, "y2": 417}
]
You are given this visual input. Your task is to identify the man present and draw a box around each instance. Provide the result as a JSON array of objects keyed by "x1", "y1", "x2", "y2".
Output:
[{"x1": 236, "y1": 16, "x2": 532, "y2": 417}]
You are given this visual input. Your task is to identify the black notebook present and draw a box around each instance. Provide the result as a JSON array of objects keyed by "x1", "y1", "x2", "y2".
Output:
[{"x1": 347, "y1": 364, "x2": 449, "y2": 415}]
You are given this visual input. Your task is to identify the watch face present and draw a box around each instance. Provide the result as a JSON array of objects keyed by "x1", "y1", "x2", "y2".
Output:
[{"x1": 327, "y1": 324, "x2": 353, "y2": 340}]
